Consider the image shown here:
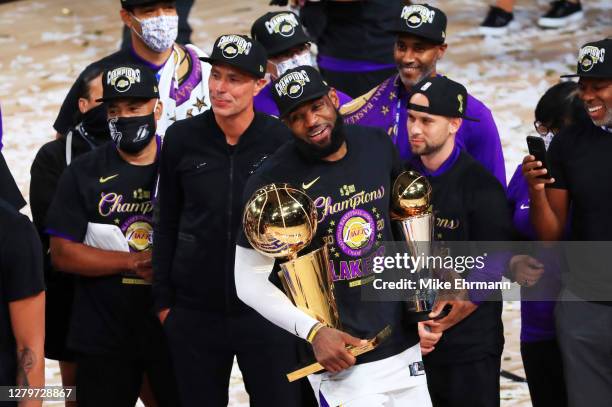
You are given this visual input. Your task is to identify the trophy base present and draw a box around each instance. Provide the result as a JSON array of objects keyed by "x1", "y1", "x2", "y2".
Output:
[{"x1": 286, "y1": 325, "x2": 392, "y2": 382}]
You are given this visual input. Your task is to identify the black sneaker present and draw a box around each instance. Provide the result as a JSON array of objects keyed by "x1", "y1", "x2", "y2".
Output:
[
  {"x1": 479, "y1": 6, "x2": 515, "y2": 36},
  {"x1": 538, "y1": 1, "x2": 584, "y2": 28}
]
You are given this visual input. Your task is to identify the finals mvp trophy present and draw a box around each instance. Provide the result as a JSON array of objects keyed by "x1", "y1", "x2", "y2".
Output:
[
  {"x1": 392, "y1": 171, "x2": 444, "y2": 322},
  {"x1": 243, "y1": 183, "x2": 390, "y2": 382}
]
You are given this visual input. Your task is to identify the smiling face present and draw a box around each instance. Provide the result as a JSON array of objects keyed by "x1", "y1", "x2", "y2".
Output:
[
  {"x1": 407, "y1": 93, "x2": 461, "y2": 156},
  {"x1": 208, "y1": 63, "x2": 266, "y2": 119},
  {"x1": 284, "y1": 90, "x2": 340, "y2": 149},
  {"x1": 578, "y1": 77, "x2": 612, "y2": 127},
  {"x1": 394, "y1": 34, "x2": 447, "y2": 89}
]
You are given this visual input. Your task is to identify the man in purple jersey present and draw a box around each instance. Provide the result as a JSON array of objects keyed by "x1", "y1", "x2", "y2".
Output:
[
  {"x1": 341, "y1": 3, "x2": 506, "y2": 186},
  {"x1": 250, "y1": 10, "x2": 352, "y2": 117}
]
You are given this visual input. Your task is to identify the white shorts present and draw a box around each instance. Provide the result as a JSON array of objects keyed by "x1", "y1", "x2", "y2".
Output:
[{"x1": 307, "y1": 343, "x2": 432, "y2": 407}]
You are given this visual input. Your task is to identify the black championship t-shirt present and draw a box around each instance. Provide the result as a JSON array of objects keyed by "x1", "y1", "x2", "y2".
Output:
[
  {"x1": 45, "y1": 142, "x2": 159, "y2": 355},
  {"x1": 548, "y1": 122, "x2": 612, "y2": 301},
  {"x1": 317, "y1": 0, "x2": 399, "y2": 64},
  {"x1": 407, "y1": 149, "x2": 515, "y2": 365},
  {"x1": 0, "y1": 200, "x2": 45, "y2": 388},
  {"x1": 237, "y1": 125, "x2": 419, "y2": 364}
]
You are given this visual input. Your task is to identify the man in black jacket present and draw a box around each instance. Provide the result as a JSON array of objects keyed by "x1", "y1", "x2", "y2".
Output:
[
  {"x1": 152, "y1": 34, "x2": 304, "y2": 406},
  {"x1": 405, "y1": 76, "x2": 514, "y2": 407}
]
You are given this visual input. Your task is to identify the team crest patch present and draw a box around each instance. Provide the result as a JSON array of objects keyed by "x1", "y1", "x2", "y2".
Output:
[
  {"x1": 336, "y1": 209, "x2": 376, "y2": 257},
  {"x1": 578, "y1": 45, "x2": 605, "y2": 72},
  {"x1": 265, "y1": 12, "x2": 299, "y2": 37},
  {"x1": 107, "y1": 67, "x2": 141, "y2": 93},
  {"x1": 217, "y1": 35, "x2": 252, "y2": 59},
  {"x1": 401, "y1": 5, "x2": 436, "y2": 29},
  {"x1": 275, "y1": 69, "x2": 310, "y2": 99},
  {"x1": 125, "y1": 220, "x2": 153, "y2": 251}
]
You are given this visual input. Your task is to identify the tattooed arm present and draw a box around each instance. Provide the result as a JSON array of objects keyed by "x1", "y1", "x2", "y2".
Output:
[{"x1": 9, "y1": 291, "x2": 45, "y2": 406}]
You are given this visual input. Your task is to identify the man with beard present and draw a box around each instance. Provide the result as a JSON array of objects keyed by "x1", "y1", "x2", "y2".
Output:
[
  {"x1": 250, "y1": 10, "x2": 352, "y2": 117},
  {"x1": 54, "y1": 0, "x2": 211, "y2": 139},
  {"x1": 45, "y1": 65, "x2": 178, "y2": 406},
  {"x1": 30, "y1": 68, "x2": 108, "y2": 402},
  {"x1": 152, "y1": 35, "x2": 305, "y2": 406},
  {"x1": 341, "y1": 3, "x2": 506, "y2": 186},
  {"x1": 234, "y1": 66, "x2": 432, "y2": 407},
  {"x1": 523, "y1": 38, "x2": 612, "y2": 407},
  {"x1": 405, "y1": 76, "x2": 514, "y2": 407}
]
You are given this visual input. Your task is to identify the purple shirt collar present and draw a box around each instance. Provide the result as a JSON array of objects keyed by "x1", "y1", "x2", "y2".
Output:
[
  {"x1": 129, "y1": 45, "x2": 169, "y2": 72},
  {"x1": 411, "y1": 143, "x2": 461, "y2": 177},
  {"x1": 317, "y1": 54, "x2": 396, "y2": 73}
]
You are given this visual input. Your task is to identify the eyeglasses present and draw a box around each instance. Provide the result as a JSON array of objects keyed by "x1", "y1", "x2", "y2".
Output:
[{"x1": 533, "y1": 121, "x2": 558, "y2": 137}]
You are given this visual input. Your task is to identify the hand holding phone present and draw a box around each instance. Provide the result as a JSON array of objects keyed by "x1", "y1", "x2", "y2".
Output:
[{"x1": 526, "y1": 136, "x2": 551, "y2": 179}]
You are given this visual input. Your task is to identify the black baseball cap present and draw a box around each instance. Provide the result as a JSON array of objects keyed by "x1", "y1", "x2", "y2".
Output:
[
  {"x1": 251, "y1": 11, "x2": 311, "y2": 57},
  {"x1": 561, "y1": 38, "x2": 612, "y2": 79},
  {"x1": 120, "y1": 0, "x2": 173, "y2": 7},
  {"x1": 200, "y1": 34, "x2": 267, "y2": 79},
  {"x1": 390, "y1": 3, "x2": 447, "y2": 45},
  {"x1": 408, "y1": 76, "x2": 478, "y2": 122},
  {"x1": 97, "y1": 64, "x2": 159, "y2": 102},
  {"x1": 272, "y1": 66, "x2": 330, "y2": 118}
]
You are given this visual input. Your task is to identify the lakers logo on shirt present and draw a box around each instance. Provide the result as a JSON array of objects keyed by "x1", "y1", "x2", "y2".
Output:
[
  {"x1": 401, "y1": 5, "x2": 436, "y2": 29},
  {"x1": 125, "y1": 220, "x2": 153, "y2": 251},
  {"x1": 336, "y1": 209, "x2": 376, "y2": 257}
]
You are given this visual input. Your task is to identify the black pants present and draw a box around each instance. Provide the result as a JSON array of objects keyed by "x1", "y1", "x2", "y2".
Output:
[
  {"x1": 164, "y1": 306, "x2": 313, "y2": 407},
  {"x1": 521, "y1": 340, "x2": 567, "y2": 407},
  {"x1": 319, "y1": 67, "x2": 397, "y2": 98},
  {"x1": 76, "y1": 321, "x2": 179, "y2": 407},
  {"x1": 425, "y1": 355, "x2": 501, "y2": 407}
]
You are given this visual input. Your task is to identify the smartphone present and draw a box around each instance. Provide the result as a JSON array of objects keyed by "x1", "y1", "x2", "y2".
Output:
[{"x1": 526, "y1": 136, "x2": 551, "y2": 179}]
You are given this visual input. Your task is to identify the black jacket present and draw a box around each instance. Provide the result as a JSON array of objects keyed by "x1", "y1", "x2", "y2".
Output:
[{"x1": 153, "y1": 110, "x2": 291, "y2": 313}]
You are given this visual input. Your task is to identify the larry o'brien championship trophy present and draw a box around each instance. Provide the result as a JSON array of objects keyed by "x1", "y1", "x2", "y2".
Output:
[
  {"x1": 392, "y1": 171, "x2": 445, "y2": 322},
  {"x1": 243, "y1": 183, "x2": 390, "y2": 382}
]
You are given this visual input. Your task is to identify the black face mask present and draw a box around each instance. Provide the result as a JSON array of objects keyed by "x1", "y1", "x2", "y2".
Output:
[
  {"x1": 108, "y1": 113, "x2": 156, "y2": 154},
  {"x1": 81, "y1": 103, "x2": 110, "y2": 142},
  {"x1": 294, "y1": 111, "x2": 346, "y2": 161}
]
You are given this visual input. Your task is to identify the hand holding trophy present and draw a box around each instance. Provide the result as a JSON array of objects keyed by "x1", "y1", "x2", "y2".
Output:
[{"x1": 243, "y1": 183, "x2": 390, "y2": 381}]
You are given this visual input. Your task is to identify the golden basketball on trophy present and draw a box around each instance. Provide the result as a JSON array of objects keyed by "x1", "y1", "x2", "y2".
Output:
[
  {"x1": 243, "y1": 183, "x2": 390, "y2": 381},
  {"x1": 392, "y1": 171, "x2": 438, "y2": 322}
]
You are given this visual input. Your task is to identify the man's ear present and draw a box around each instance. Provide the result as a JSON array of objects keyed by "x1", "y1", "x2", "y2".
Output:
[
  {"x1": 437, "y1": 43, "x2": 448, "y2": 60},
  {"x1": 449, "y1": 117, "x2": 462, "y2": 135},
  {"x1": 328, "y1": 88, "x2": 340, "y2": 109},
  {"x1": 253, "y1": 78, "x2": 268, "y2": 97},
  {"x1": 78, "y1": 98, "x2": 89, "y2": 114},
  {"x1": 154, "y1": 100, "x2": 163, "y2": 121},
  {"x1": 120, "y1": 8, "x2": 135, "y2": 30}
]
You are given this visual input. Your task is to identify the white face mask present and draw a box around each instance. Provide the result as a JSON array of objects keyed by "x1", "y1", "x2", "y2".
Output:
[
  {"x1": 274, "y1": 52, "x2": 313, "y2": 77},
  {"x1": 131, "y1": 14, "x2": 178, "y2": 53}
]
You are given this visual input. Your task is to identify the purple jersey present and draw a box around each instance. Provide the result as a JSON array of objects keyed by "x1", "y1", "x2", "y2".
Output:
[
  {"x1": 507, "y1": 165, "x2": 562, "y2": 343},
  {"x1": 254, "y1": 82, "x2": 353, "y2": 117},
  {"x1": 341, "y1": 74, "x2": 506, "y2": 187}
]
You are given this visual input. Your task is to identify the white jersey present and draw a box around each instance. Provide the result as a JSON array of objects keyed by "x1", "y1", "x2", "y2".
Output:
[{"x1": 156, "y1": 43, "x2": 211, "y2": 138}]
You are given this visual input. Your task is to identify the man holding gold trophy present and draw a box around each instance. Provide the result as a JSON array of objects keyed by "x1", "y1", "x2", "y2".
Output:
[
  {"x1": 235, "y1": 66, "x2": 432, "y2": 406},
  {"x1": 404, "y1": 76, "x2": 514, "y2": 407}
]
